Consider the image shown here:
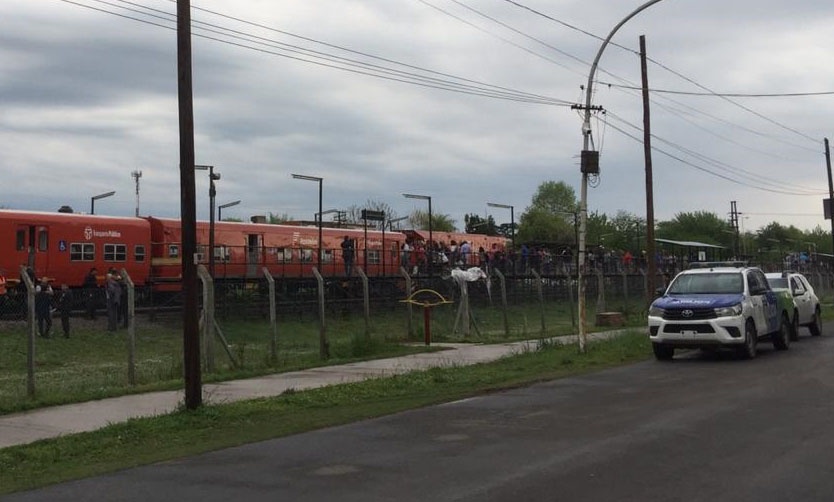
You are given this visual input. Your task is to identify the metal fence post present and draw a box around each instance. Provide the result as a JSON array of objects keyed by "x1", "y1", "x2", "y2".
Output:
[
  {"x1": 197, "y1": 265, "x2": 215, "y2": 372},
  {"x1": 312, "y1": 267, "x2": 329, "y2": 359},
  {"x1": 263, "y1": 267, "x2": 278, "y2": 361},
  {"x1": 20, "y1": 265, "x2": 35, "y2": 397},
  {"x1": 532, "y1": 269, "x2": 546, "y2": 336},
  {"x1": 357, "y1": 267, "x2": 370, "y2": 339},
  {"x1": 121, "y1": 268, "x2": 136, "y2": 386},
  {"x1": 493, "y1": 268, "x2": 510, "y2": 337},
  {"x1": 400, "y1": 266, "x2": 413, "y2": 339}
]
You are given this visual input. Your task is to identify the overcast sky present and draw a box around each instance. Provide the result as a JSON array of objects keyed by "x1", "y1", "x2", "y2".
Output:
[{"x1": 2, "y1": 0, "x2": 833, "y2": 234}]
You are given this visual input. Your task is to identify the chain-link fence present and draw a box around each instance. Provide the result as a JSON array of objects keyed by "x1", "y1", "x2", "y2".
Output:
[{"x1": 2, "y1": 263, "x2": 831, "y2": 414}]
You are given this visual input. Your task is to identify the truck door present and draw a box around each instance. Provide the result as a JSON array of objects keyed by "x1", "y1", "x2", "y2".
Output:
[{"x1": 749, "y1": 270, "x2": 777, "y2": 334}]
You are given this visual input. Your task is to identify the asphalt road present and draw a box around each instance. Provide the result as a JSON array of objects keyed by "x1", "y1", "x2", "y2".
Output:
[{"x1": 8, "y1": 327, "x2": 834, "y2": 502}]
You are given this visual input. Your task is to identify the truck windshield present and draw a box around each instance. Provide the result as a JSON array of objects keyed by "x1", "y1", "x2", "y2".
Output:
[{"x1": 668, "y1": 272, "x2": 743, "y2": 294}]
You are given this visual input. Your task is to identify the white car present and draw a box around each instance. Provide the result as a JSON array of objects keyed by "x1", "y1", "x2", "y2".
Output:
[{"x1": 764, "y1": 272, "x2": 822, "y2": 339}]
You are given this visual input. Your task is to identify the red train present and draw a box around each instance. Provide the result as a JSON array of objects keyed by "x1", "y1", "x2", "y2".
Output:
[{"x1": 0, "y1": 209, "x2": 508, "y2": 292}]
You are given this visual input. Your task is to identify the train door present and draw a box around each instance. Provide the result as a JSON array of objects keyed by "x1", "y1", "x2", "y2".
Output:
[
  {"x1": 246, "y1": 233, "x2": 262, "y2": 278},
  {"x1": 15, "y1": 224, "x2": 49, "y2": 278}
]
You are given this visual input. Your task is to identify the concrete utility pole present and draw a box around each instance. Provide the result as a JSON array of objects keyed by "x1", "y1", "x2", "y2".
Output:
[
  {"x1": 575, "y1": 0, "x2": 665, "y2": 353},
  {"x1": 640, "y1": 35, "x2": 657, "y2": 304},
  {"x1": 177, "y1": 0, "x2": 201, "y2": 410},
  {"x1": 131, "y1": 170, "x2": 142, "y2": 218}
]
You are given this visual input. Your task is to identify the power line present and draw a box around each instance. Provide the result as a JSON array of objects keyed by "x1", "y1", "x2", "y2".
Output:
[
  {"x1": 603, "y1": 114, "x2": 826, "y2": 196},
  {"x1": 61, "y1": 0, "x2": 574, "y2": 107},
  {"x1": 500, "y1": 0, "x2": 821, "y2": 147},
  {"x1": 598, "y1": 82, "x2": 834, "y2": 98}
]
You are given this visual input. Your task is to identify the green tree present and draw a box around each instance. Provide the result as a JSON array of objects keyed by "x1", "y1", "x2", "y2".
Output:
[
  {"x1": 464, "y1": 214, "x2": 498, "y2": 235},
  {"x1": 517, "y1": 181, "x2": 578, "y2": 246},
  {"x1": 268, "y1": 212, "x2": 290, "y2": 224},
  {"x1": 517, "y1": 207, "x2": 572, "y2": 246},
  {"x1": 409, "y1": 209, "x2": 456, "y2": 232},
  {"x1": 655, "y1": 211, "x2": 730, "y2": 245}
]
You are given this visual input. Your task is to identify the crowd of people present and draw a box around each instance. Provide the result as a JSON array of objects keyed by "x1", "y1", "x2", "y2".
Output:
[{"x1": 22, "y1": 266, "x2": 129, "y2": 338}]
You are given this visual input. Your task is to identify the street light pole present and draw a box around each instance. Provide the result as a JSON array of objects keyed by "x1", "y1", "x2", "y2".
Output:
[
  {"x1": 293, "y1": 174, "x2": 324, "y2": 272},
  {"x1": 403, "y1": 193, "x2": 432, "y2": 278},
  {"x1": 196, "y1": 165, "x2": 220, "y2": 277},
  {"x1": 575, "y1": 0, "x2": 665, "y2": 353},
  {"x1": 218, "y1": 200, "x2": 241, "y2": 221},
  {"x1": 90, "y1": 191, "x2": 116, "y2": 215},
  {"x1": 487, "y1": 202, "x2": 515, "y2": 251}
]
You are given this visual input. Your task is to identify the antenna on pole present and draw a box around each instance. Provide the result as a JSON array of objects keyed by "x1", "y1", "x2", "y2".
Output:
[{"x1": 131, "y1": 170, "x2": 143, "y2": 217}]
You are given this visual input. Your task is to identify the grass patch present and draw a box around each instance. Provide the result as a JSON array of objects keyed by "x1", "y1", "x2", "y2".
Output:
[
  {"x1": 0, "y1": 330, "x2": 651, "y2": 495},
  {"x1": 0, "y1": 299, "x2": 645, "y2": 415}
]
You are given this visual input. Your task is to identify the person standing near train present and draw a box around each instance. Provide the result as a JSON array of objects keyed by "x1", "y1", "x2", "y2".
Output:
[
  {"x1": 82, "y1": 267, "x2": 98, "y2": 320},
  {"x1": 105, "y1": 269, "x2": 121, "y2": 332},
  {"x1": 56, "y1": 284, "x2": 73, "y2": 338},
  {"x1": 341, "y1": 236, "x2": 355, "y2": 277},
  {"x1": 35, "y1": 277, "x2": 53, "y2": 338}
]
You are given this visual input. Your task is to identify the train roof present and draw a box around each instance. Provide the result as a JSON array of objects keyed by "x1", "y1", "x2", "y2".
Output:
[
  {"x1": 145, "y1": 216, "x2": 394, "y2": 236},
  {"x1": 0, "y1": 209, "x2": 148, "y2": 226}
]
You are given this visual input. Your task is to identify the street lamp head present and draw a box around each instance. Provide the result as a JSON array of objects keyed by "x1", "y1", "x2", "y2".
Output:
[
  {"x1": 218, "y1": 200, "x2": 241, "y2": 210},
  {"x1": 403, "y1": 193, "x2": 430, "y2": 201},
  {"x1": 292, "y1": 173, "x2": 323, "y2": 182},
  {"x1": 210, "y1": 172, "x2": 221, "y2": 181},
  {"x1": 487, "y1": 202, "x2": 513, "y2": 209},
  {"x1": 92, "y1": 191, "x2": 116, "y2": 201}
]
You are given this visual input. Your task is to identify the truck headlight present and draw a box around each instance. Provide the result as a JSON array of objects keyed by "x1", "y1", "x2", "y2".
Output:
[
  {"x1": 714, "y1": 304, "x2": 742, "y2": 317},
  {"x1": 649, "y1": 306, "x2": 665, "y2": 317}
]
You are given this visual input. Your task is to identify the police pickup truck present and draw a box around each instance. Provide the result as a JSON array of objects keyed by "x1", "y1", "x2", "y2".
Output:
[{"x1": 648, "y1": 263, "x2": 793, "y2": 360}]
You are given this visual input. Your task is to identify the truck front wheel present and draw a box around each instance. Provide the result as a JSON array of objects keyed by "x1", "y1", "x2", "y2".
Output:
[
  {"x1": 738, "y1": 320, "x2": 758, "y2": 359},
  {"x1": 652, "y1": 343, "x2": 674, "y2": 361}
]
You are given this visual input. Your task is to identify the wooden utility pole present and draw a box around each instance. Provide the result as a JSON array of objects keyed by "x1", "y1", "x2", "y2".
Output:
[
  {"x1": 177, "y1": 0, "x2": 201, "y2": 409},
  {"x1": 825, "y1": 139, "x2": 834, "y2": 258},
  {"x1": 640, "y1": 35, "x2": 657, "y2": 302}
]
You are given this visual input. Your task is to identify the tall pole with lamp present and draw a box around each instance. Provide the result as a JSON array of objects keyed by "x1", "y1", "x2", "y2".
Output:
[
  {"x1": 195, "y1": 165, "x2": 220, "y2": 277},
  {"x1": 487, "y1": 202, "x2": 515, "y2": 251},
  {"x1": 574, "y1": 0, "x2": 665, "y2": 352},
  {"x1": 90, "y1": 191, "x2": 115, "y2": 215},
  {"x1": 403, "y1": 193, "x2": 432, "y2": 278},
  {"x1": 293, "y1": 174, "x2": 323, "y2": 272},
  {"x1": 218, "y1": 200, "x2": 241, "y2": 221}
]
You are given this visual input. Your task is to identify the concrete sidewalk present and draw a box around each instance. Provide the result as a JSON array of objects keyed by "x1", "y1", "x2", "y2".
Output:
[{"x1": 0, "y1": 330, "x2": 628, "y2": 450}]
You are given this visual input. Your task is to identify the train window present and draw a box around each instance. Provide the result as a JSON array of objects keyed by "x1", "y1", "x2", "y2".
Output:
[
  {"x1": 213, "y1": 246, "x2": 230, "y2": 262},
  {"x1": 367, "y1": 249, "x2": 380, "y2": 265},
  {"x1": 70, "y1": 243, "x2": 95, "y2": 262},
  {"x1": 322, "y1": 249, "x2": 333, "y2": 264},
  {"x1": 300, "y1": 249, "x2": 313, "y2": 263},
  {"x1": 104, "y1": 244, "x2": 127, "y2": 262},
  {"x1": 169, "y1": 245, "x2": 179, "y2": 258},
  {"x1": 135, "y1": 245, "x2": 146, "y2": 262},
  {"x1": 273, "y1": 247, "x2": 293, "y2": 263},
  {"x1": 195, "y1": 245, "x2": 205, "y2": 264},
  {"x1": 16, "y1": 230, "x2": 25, "y2": 251},
  {"x1": 38, "y1": 229, "x2": 48, "y2": 252}
]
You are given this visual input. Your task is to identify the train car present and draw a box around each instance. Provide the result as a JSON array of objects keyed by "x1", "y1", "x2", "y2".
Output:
[
  {"x1": 147, "y1": 217, "x2": 406, "y2": 282},
  {"x1": 0, "y1": 210, "x2": 152, "y2": 290},
  {"x1": 0, "y1": 209, "x2": 507, "y2": 297}
]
